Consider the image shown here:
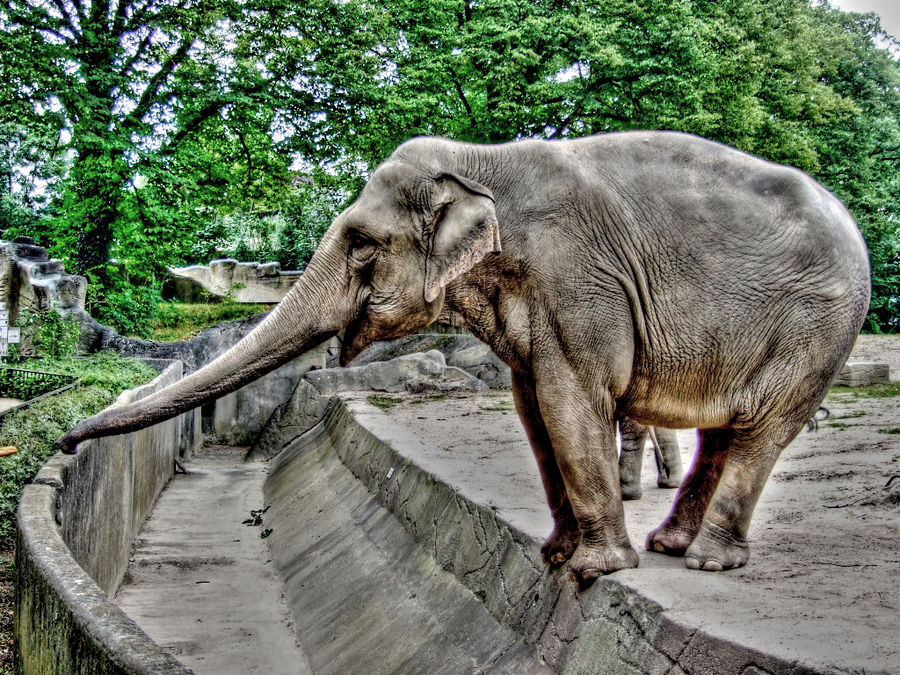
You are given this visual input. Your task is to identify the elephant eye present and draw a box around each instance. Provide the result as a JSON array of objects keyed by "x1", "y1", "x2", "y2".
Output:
[{"x1": 348, "y1": 234, "x2": 378, "y2": 265}]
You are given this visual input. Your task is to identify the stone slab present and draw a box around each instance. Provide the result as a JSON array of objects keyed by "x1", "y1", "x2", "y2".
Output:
[{"x1": 833, "y1": 361, "x2": 891, "y2": 387}]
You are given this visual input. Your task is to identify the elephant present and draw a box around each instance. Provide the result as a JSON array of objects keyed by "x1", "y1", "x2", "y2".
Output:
[
  {"x1": 57, "y1": 131, "x2": 871, "y2": 581},
  {"x1": 618, "y1": 419, "x2": 683, "y2": 501}
]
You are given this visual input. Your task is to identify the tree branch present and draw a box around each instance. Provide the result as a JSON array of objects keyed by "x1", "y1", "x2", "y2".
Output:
[
  {"x1": 119, "y1": 27, "x2": 156, "y2": 78},
  {"x1": 453, "y1": 79, "x2": 478, "y2": 130},
  {"x1": 231, "y1": 124, "x2": 253, "y2": 191},
  {"x1": 126, "y1": 37, "x2": 192, "y2": 126}
]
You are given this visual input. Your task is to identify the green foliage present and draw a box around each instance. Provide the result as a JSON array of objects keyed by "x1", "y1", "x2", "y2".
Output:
[
  {"x1": 149, "y1": 301, "x2": 273, "y2": 341},
  {"x1": 186, "y1": 179, "x2": 347, "y2": 270},
  {"x1": 0, "y1": 353, "x2": 157, "y2": 547},
  {"x1": 2, "y1": 0, "x2": 899, "y2": 329},
  {"x1": 828, "y1": 382, "x2": 900, "y2": 399},
  {"x1": 366, "y1": 394, "x2": 402, "y2": 409},
  {"x1": 0, "y1": 369, "x2": 74, "y2": 401},
  {"x1": 87, "y1": 271, "x2": 162, "y2": 339}
]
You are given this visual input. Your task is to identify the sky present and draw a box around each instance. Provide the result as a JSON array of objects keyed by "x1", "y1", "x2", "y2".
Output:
[{"x1": 829, "y1": 0, "x2": 900, "y2": 39}]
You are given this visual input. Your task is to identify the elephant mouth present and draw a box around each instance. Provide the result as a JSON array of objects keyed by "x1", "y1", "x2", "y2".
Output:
[{"x1": 339, "y1": 317, "x2": 370, "y2": 366}]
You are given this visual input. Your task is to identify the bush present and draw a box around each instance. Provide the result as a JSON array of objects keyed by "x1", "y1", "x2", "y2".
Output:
[
  {"x1": 14, "y1": 305, "x2": 81, "y2": 358},
  {"x1": 0, "y1": 353, "x2": 158, "y2": 547}
]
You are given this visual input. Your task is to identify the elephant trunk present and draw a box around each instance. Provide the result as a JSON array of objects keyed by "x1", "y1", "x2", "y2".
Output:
[{"x1": 56, "y1": 244, "x2": 352, "y2": 454}]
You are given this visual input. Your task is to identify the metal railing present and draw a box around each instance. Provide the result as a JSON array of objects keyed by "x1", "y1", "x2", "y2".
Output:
[{"x1": 0, "y1": 368, "x2": 79, "y2": 420}]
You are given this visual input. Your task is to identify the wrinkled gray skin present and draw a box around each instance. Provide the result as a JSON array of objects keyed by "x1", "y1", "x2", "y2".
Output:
[
  {"x1": 618, "y1": 420, "x2": 683, "y2": 500},
  {"x1": 57, "y1": 131, "x2": 871, "y2": 580}
]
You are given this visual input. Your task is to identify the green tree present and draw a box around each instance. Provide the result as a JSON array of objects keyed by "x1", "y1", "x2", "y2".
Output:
[{"x1": 0, "y1": 0, "x2": 305, "y2": 331}]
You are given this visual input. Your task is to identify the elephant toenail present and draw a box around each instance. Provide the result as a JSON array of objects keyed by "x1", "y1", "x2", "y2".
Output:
[
  {"x1": 685, "y1": 556, "x2": 700, "y2": 570},
  {"x1": 551, "y1": 553, "x2": 566, "y2": 565},
  {"x1": 702, "y1": 560, "x2": 724, "y2": 572},
  {"x1": 653, "y1": 542, "x2": 665, "y2": 553}
]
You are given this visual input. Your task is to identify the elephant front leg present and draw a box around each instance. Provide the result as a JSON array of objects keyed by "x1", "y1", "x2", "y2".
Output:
[
  {"x1": 512, "y1": 370, "x2": 580, "y2": 566},
  {"x1": 534, "y1": 370, "x2": 639, "y2": 582}
]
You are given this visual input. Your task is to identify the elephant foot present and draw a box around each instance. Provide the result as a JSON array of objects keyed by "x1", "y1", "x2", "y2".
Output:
[
  {"x1": 567, "y1": 542, "x2": 640, "y2": 582},
  {"x1": 620, "y1": 480, "x2": 642, "y2": 501},
  {"x1": 645, "y1": 521, "x2": 697, "y2": 555},
  {"x1": 541, "y1": 526, "x2": 580, "y2": 566},
  {"x1": 656, "y1": 472, "x2": 683, "y2": 489},
  {"x1": 683, "y1": 522, "x2": 749, "y2": 572}
]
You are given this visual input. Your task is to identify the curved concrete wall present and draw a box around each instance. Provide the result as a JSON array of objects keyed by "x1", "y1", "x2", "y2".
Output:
[{"x1": 15, "y1": 361, "x2": 201, "y2": 674}]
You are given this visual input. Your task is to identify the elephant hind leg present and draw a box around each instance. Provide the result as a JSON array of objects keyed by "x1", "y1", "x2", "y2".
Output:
[
  {"x1": 685, "y1": 415, "x2": 807, "y2": 572},
  {"x1": 652, "y1": 427, "x2": 683, "y2": 489},
  {"x1": 646, "y1": 428, "x2": 729, "y2": 555}
]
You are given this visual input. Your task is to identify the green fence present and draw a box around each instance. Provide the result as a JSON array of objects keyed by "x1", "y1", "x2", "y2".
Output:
[{"x1": 0, "y1": 368, "x2": 79, "y2": 417}]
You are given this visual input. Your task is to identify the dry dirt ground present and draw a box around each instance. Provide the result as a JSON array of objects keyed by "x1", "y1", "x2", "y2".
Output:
[{"x1": 372, "y1": 333, "x2": 900, "y2": 671}]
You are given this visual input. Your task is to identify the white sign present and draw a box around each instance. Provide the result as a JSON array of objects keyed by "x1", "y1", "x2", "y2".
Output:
[
  {"x1": 0, "y1": 328, "x2": 6, "y2": 340},
  {"x1": 0, "y1": 302, "x2": 5, "y2": 310},
  {"x1": 0, "y1": 343, "x2": 7, "y2": 356},
  {"x1": 0, "y1": 317, "x2": 7, "y2": 328},
  {"x1": 7, "y1": 328, "x2": 19, "y2": 344}
]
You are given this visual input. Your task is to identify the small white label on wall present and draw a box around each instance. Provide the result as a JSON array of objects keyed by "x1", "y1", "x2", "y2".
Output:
[
  {"x1": 387, "y1": 467, "x2": 395, "y2": 479},
  {"x1": 7, "y1": 328, "x2": 19, "y2": 344}
]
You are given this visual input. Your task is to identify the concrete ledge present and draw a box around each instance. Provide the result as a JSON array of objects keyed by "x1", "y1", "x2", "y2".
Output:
[
  {"x1": 299, "y1": 397, "x2": 840, "y2": 674},
  {"x1": 15, "y1": 361, "x2": 201, "y2": 674}
]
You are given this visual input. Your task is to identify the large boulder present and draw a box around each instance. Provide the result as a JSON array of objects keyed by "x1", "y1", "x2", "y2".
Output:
[
  {"x1": 307, "y1": 350, "x2": 486, "y2": 395},
  {"x1": 350, "y1": 333, "x2": 511, "y2": 388}
]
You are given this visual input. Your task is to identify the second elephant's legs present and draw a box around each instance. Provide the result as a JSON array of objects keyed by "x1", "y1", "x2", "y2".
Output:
[{"x1": 618, "y1": 419, "x2": 684, "y2": 500}]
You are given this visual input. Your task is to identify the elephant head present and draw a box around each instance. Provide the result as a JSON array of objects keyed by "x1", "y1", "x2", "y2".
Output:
[{"x1": 56, "y1": 158, "x2": 502, "y2": 453}]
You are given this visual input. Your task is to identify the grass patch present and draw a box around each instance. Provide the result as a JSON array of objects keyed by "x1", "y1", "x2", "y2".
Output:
[
  {"x1": 832, "y1": 410, "x2": 868, "y2": 420},
  {"x1": 367, "y1": 394, "x2": 402, "y2": 410},
  {"x1": 878, "y1": 427, "x2": 900, "y2": 435},
  {"x1": 147, "y1": 300, "x2": 273, "y2": 341},
  {"x1": 410, "y1": 394, "x2": 449, "y2": 405},
  {"x1": 0, "y1": 353, "x2": 158, "y2": 548},
  {"x1": 828, "y1": 382, "x2": 900, "y2": 400},
  {"x1": 826, "y1": 422, "x2": 852, "y2": 430}
]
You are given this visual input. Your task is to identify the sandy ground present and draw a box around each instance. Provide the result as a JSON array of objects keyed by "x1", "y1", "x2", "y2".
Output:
[{"x1": 367, "y1": 334, "x2": 900, "y2": 672}]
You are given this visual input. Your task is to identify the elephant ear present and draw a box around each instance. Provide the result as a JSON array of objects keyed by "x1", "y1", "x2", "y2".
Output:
[{"x1": 423, "y1": 173, "x2": 502, "y2": 303}]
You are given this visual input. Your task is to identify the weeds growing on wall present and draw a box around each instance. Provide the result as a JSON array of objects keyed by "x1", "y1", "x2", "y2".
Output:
[{"x1": 13, "y1": 305, "x2": 81, "y2": 359}]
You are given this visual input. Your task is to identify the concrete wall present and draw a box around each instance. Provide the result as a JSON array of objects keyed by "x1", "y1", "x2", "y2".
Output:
[
  {"x1": 211, "y1": 344, "x2": 331, "y2": 445},
  {"x1": 15, "y1": 361, "x2": 201, "y2": 674}
]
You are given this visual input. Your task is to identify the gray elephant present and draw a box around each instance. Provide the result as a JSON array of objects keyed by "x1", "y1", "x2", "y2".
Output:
[
  {"x1": 58, "y1": 131, "x2": 870, "y2": 581},
  {"x1": 618, "y1": 419, "x2": 683, "y2": 500}
]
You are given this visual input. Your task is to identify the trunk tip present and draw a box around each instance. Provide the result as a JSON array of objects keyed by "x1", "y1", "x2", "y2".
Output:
[{"x1": 55, "y1": 433, "x2": 80, "y2": 455}]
